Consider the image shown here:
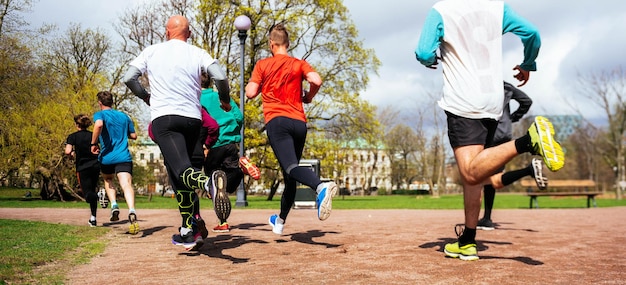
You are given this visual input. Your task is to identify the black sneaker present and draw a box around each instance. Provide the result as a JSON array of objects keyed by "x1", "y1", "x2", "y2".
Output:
[
  {"x1": 195, "y1": 215, "x2": 208, "y2": 239},
  {"x1": 88, "y1": 220, "x2": 97, "y2": 227},
  {"x1": 477, "y1": 218, "x2": 495, "y2": 231},
  {"x1": 189, "y1": 232, "x2": 205, "y2": 251},
  {"x1": 110, "y1": 206, "x2": 120, "y2": 222},
  {"x1": 172, "y1": 229, "x2": 199, "y2": 251},
  {"x1": 128, "y1": 213, "x2": 140, "y2": 235}
]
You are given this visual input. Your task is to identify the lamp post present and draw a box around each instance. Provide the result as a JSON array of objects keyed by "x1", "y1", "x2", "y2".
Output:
[{"x1": 234, "y1": 15, "x2": 251, "y2": 207}]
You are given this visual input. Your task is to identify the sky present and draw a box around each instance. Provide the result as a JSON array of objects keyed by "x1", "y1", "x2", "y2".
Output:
[{"x1": 25, "y1": 0, "x2": 626, "y2": 122}]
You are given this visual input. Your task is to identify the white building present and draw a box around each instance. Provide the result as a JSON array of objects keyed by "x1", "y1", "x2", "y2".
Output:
[
  {"x1": 131, "y1": 138, "x2": 167, "y2": 194},
  {"x1": 336, "y1": 139, "x2": 392, "y2": 195}
]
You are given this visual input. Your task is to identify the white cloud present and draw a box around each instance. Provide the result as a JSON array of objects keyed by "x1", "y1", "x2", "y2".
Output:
[{"x1": 501, "y1": 29, "x2": 581, "y2": 116}]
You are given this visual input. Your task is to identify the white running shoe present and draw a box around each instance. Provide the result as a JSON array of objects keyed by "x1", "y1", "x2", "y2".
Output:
[
  {"x1": 269, "y1": 214, "x2": 284, "y2": 235},
  {"x1": 316, "y1": 182, "x2": 337, "y2": 221}
]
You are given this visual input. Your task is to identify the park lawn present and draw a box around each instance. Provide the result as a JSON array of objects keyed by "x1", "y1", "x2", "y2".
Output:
[
  {"x1": 1, "y1": 187, "x2": 626, "y2": 283},
  {"x1": 0, "y1": 219, "x2": 109, "y2": 285},
  {"x1": 2, "y1": 187, "x2": 626, "y2": 210}
]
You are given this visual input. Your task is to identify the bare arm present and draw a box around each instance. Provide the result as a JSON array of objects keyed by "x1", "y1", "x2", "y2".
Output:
[
  {"x1": 91, "y1": 120, "x2": 103, "y2": 154},
  {"x1": 302, "y1": 71, "x2": 322, "y2": 103},
  {"x1": 64, "y1": 144, "x2": 74, "y2": 157},
  {"x1": 245, "y1": 82, "x2": 260, "y2": 99}
]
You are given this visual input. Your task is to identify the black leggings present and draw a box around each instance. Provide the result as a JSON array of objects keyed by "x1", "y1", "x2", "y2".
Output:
[
  {"x1": 266, "y1": 116, "x2": 322, "y2": 221},
  {"x1": 152, "y1": 115, "x2": 201, "y2": 184},
  {"x1": 152, "y1": 115, "x2": 210, "y2": 229},
  {"x1": 77, "y1": 165, "x2": 100, "y2": 217}
]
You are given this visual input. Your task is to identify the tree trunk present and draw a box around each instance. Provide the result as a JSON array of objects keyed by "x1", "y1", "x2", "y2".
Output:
[
  {"x1": 36, "y1": 166, "x2": 83, "y2": 201},
  {"x1": 616, "y1": 147, "x2": 624, "y2": 200}
]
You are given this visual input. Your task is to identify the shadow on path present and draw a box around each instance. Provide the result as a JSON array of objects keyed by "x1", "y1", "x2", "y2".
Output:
[
  {"x1": 183, "y1": 234, "x2": 269, "y2": 263},
  {"x1": 419, "y1": 237, "x2": 543, "y2": 265}
]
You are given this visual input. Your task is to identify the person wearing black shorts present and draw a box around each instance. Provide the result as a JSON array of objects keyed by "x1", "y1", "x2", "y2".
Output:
[
  {"x1": 91, "y1": 91, "x2": 140, "y2": 235},
  {"x1": 416, "y1": 1, "x2": 564, "y2": 260}
]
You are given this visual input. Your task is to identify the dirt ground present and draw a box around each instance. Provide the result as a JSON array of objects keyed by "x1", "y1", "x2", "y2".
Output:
[{"x1": 1, "y1": 206, "x2": 625, "y2": 284}]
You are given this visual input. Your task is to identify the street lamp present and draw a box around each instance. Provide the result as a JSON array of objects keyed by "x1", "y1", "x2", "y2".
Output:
[{"x1": 234, "y1": 15, "x2": 251, "y2": 207}]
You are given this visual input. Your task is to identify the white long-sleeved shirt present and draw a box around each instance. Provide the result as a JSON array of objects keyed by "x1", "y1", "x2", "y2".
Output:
[
  {"x1": 415, "y1": 0, "x2": 540, "y2": 120},
  {"x1": 128, "y1": 39, "x2": 216, "y2": 121}
]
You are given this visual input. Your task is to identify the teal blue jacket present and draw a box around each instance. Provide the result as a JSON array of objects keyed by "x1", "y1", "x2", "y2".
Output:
[{"x1": 200, "y1": 88, "x2": 243, "y2": 148}]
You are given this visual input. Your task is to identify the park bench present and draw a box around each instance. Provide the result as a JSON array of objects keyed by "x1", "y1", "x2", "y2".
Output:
[{"x1": 519, "y1": 179, "x2": 601, "y2": 209}]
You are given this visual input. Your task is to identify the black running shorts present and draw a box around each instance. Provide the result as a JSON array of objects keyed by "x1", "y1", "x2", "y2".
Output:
[
  {"x1": 445, "y1": 111, "x2": 497, "y2": 149},
  {"x1": 100, "y1": 162, "x2": 133, "y2": 175}
]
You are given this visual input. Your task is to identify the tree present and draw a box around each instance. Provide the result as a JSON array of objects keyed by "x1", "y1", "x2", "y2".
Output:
[
  {"x1": 40, "y1": 23, "x2": 112, "y2": 102},
  {"x1": 384, "y1": 124, "x2": 421, "y2": 189},
  {"x1": 415, "y1": 95, "x2": 448, "y2": 197},
  {"x1": 0, "y1": 24, "x2": 120, "y2": 199},
  {"x1": 0, "y1": 2, "x2": 149, "y2": 200},
  {"x1": 576, "y1": 67, "x2": 626, "y2": 199},
  {"x1": 31, "y1": 24, "x2": 124, "y2": 199},
  {"x1": 0, "y1": 0, "x2": 34, "y2": 36},
  {"x1": 0, "y1": 2, "x2": 43, "y2": 180},
  {"x1": 378, "y1": 96, "x2": 448, "y2": 195},
  {"x1": 0, "y1": 35, "x2": 54, "y2": 185},
  {"x1": 200, "y1": 1, "x2": 381, "y2": 188}
]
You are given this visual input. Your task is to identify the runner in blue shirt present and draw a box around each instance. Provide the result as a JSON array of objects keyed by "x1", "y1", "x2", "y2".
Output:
[{"x1": 91, "y1": 91, "x2": 140, "y2": 235}]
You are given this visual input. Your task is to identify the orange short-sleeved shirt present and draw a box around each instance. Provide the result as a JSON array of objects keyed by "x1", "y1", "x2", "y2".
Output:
[{"x1": 249, "y1": 54, "x2": 315, "y2": 124}]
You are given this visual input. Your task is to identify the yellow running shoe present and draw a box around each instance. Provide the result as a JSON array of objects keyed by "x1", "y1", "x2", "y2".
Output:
[
  {"x1": 128, "y1": 213, "x2": 140, "y2": 235},
  {"x1": 528, "y1": 116, "x2": 565, "y2": 172},
  {"x1": 444, "y1": 242, "x2": 479, "y2": 261}
]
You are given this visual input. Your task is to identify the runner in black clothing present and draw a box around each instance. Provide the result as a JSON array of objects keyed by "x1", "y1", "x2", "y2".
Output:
[{"x1": 65, "y1": 114, "x2": 101, "y2": 227}]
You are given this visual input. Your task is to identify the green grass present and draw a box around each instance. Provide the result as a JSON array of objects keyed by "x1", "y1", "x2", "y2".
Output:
[
  {"x1": 3, "y1": 187, "x2": 626, "y2": 210},
  {"x1": 2, "y1": 187, "x2": 626, "y2": 284},
  {"x1": 0, "y1": 219, "x2": 109, "y2": 285}
]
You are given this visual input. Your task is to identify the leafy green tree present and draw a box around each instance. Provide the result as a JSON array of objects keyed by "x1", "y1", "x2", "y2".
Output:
[
  {"x1": 0, "y1": 1, "x2": 153, "y2": 200},
  {"x1": 0, "y1": 35, "x2": 53, "y2": 184}
]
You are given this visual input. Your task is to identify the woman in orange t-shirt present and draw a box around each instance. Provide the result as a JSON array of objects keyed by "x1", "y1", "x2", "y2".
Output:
[{"x1": 245, "y1": 23, "x2": 337, "y2": 235}]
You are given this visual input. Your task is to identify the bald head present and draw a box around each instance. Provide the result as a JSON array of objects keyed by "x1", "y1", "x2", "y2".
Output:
[{"x1": 166, "y1": 15, "x2": 190, "y2": 41}]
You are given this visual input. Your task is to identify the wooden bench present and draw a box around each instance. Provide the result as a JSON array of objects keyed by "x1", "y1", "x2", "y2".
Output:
[{"x1": 519, "y1": 179, "x2": 601, "y2": 209}]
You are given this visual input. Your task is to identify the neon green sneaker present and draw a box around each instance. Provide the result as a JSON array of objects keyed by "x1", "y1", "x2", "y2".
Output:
[
  {"x1": 444, "y1": 242, "x2": 479, "y2": 261},
  {"x1": 528, "y1": 116, "x2": 565, "y2": 172}
]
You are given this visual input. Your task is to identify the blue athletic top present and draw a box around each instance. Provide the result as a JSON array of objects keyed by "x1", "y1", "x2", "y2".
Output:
[{"x1": 93, "y1": 109, "x2": 135, "y2": 165}]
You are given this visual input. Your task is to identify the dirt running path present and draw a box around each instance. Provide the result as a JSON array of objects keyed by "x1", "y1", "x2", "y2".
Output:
[{"x1": 1, "y1": 207, "x2": 625, "y2": 284}]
